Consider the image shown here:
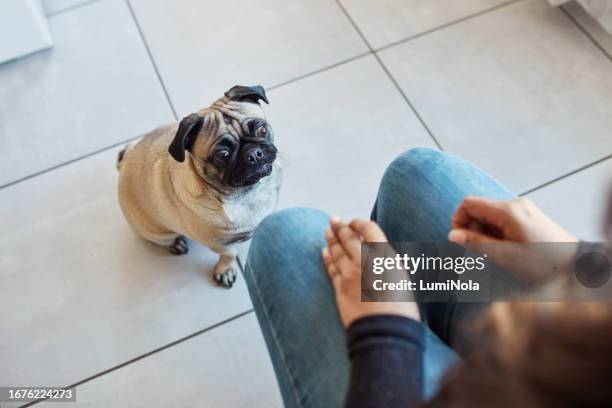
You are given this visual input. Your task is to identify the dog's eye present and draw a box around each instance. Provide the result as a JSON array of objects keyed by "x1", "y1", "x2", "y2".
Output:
[
  {"x1": 255, "y1": 126, "x2": 267, "y2": 138},
  {"x1": 215, "y1": 150, "x2": 230, "y2": 161}
]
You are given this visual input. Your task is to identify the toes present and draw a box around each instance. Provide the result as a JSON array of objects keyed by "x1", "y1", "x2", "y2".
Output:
[
  {"x1": 214, "y1": 268, "x2": 237, "y2": 288},
  {"x1": 168, "y1": 236, "x2": 189, "y2": 255}
]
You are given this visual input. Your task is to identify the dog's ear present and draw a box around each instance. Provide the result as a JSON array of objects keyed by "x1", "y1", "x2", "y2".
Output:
[
  {"x1": 168, "y1": 114, "x2": 204, "y2": 162},
  {"x1": 225, "y1": 85, "x2": 269, "y2": 105}
]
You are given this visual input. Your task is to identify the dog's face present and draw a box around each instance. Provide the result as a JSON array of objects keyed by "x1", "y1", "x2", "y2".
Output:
[{"x1": 168, "y1": 85, "x2": 277, "y2": 189}]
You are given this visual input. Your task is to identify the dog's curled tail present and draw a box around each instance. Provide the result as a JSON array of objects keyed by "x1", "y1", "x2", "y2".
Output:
[{"x1": 116, "y1": 144, "x2": 131, "y2": 171}]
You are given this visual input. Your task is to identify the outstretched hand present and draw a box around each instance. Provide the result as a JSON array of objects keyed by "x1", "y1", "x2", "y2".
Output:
[
  {"x1": 449, "y1": 196, "x2": 576, "y2": 244},
  {"x1": 448, "y1": 197, "x2": 578, "y2": 282}
]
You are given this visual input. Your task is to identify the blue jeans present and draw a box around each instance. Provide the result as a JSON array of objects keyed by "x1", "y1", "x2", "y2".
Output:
[{"x1": 244, "y1": 148, "x2": 513, "y2": 407}]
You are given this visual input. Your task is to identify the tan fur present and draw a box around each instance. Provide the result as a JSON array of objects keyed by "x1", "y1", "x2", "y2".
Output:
[{"x1": 117, "y1": 94, "x2": 281, "y2": 286}]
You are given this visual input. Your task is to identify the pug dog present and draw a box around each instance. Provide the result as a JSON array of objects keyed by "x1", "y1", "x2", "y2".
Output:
[{"x1": 117, "y1": 85, "x2": 281, "y2": 287}]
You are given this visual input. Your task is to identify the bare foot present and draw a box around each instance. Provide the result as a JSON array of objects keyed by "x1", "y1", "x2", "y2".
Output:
[{"x1": 322, "y1": 217, "x2": 420, "y2": 328}]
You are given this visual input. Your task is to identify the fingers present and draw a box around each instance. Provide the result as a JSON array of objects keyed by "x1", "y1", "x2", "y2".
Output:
[
  {"x1": 328, "y1": 240, "x2": 354, "y2": 271},
  {"x1": 448, "y1": 228, "x2": 500, "y2": 244},
  {"x1": 324, "y1": 227, "x2": 338, "y2": 246},
  {"x1": 323, "y1": 217, "x2": 386, "y2": 289},
  {"x1": 324, "y1": 226, "x2": 354, "y2": 272},
  {"x1": 452, "y1": 196, "x2": 509, "y2": 229},
  {"x1": 348, "y1": 219, "x2": 387, "y2": 242},
  {"x1": 322, "y1": 247, "x2": 338, "y2": 276},
  {"x1": 329, "y1": 216, "x2": 386, "y2": 243},
  {"x1": 448, "y1": 228, "x2": 502, "y2": 261},
  {"x1": 329, "y1": 217, "x2": 362, "y2": 260},
  {"x1": 322, "y1": 247, "x2": 344, "y2": 291},
  {"x1": 451, "y1": 196, "x2": 527, "y2": 242}
]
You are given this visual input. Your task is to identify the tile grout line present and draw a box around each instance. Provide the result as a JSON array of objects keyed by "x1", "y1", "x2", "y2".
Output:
[
  {"x1": 0, "y1": 0, "x2": 521, "y2": 190},
  {"x1": 373, "y1": 0, "x2": 521, "y2": 53},
  {"x1": 125, "y1": 0, "x2": 179, "y2": 121},
  {"x1": 334, "y1": 0, "x2": 444, "y2": 151},
  {"x1": 0, "y1": 135, "x2": 143, "y2": 190},
  {"x1": 45, "y1": 0, "x2": 104, "y2": 17},
  {"x1": 519, "y1": 154, "x2": 612, "y2": 196},
  {"x1": 376, "y1": 51, "x2": 445, "y2": 149},
  {"x1": 0, "y1": 0, "x2": 595, "y2": 192},
  {"x1": 268, "y1": 51, "x2": 371, "y2": 91},
  {"x1": 0, "y1": 53, "x2": 374, "y2": 191},
  {"x1": 19, "y1": 309, "x2": 255, "y2": 408},
  {"x1": 371, "y1": 52, "x2": 443, "y2": 151},
  {"x1": 559, "y1": 5, "x2": 612, "y2": 63}
]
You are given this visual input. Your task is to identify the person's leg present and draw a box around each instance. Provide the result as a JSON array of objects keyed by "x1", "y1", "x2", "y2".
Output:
[
  {"x1": 372, "y1": 147, "x2": 514, "y2": 352},
  {"x1": 372, "y1": 147, "x2": 513, "y2": 241},
  {"x1": 244, "y1": 208, "x2": 348, "y2": 408},
  {"x1": 244, "y1": 207, "x2": 456, "y2": 407}
]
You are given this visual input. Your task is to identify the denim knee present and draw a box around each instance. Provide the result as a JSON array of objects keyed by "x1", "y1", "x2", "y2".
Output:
[
  {"x1": 251, "y1": 207, "x2": 328, "y2": 245},
  {"x1": 247, "y1": 207, "x2": 329, "y2": 279},
  {"x1": 378, "y1": 148, "x2": 445, "y2": 199},
  {"x1": 385, "y1": 147, "x2": 444, "y2": 181}
]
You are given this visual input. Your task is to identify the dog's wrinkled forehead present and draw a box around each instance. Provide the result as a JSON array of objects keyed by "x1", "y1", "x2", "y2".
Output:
[{"x1": 198, "y1": 87, "x2": 268, "y2": 142}]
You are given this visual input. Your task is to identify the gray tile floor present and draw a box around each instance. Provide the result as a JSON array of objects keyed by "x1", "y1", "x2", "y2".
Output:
[{"x1": 1, "y1": 0, "x2": 611, "y2": 406}]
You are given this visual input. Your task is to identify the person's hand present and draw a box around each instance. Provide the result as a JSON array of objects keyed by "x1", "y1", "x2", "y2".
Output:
[
  {"x1": 321, "y1": 217, "x2": 420, "y2": 328},
  {"x1": 449, "y1": 196, "x2": 576, "y2": 244},
  {"x1": 449, "y1": 197, "x2": 578, "y2": 282}
]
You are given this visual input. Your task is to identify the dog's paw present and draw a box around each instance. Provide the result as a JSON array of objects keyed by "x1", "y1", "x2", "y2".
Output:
[
  {"x1": 168, "y1": 236, "x2": 189, "y2": 255},
  {"x1": 213, "y1": 267, "x2": 237, "y2": 288}
]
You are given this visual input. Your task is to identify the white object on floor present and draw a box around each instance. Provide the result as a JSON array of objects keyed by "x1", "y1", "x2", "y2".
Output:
[
  {"x1": 0, "y1": 0, "x2": 174, "y2": 186},
  {"x1": 550, "y1": 0, "x2": 612, "y2": 33},
  {"x1": 0, "y1": 0, "x2": 53, "y2": 63}
]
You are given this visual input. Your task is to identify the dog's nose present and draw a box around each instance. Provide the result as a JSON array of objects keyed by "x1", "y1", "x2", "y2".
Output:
[{"x1": 247, "y1": 147, "x2": 264, "y2": 164}]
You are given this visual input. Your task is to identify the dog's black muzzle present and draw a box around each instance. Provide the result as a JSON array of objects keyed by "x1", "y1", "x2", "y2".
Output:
[{"x1": 230, "y1": 142, "x2": 277, "y2": 187}]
